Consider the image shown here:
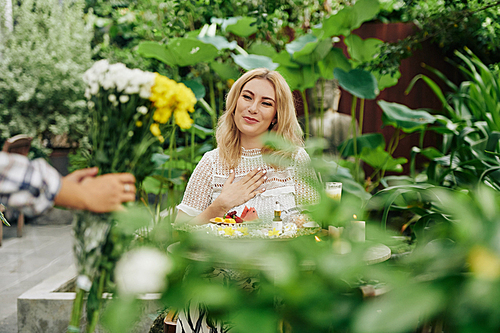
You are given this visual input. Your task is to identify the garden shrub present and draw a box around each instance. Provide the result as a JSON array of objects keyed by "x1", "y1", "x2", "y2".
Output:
[{"x1": 0, "y1": 0, "x2": 93, "y2": 150}]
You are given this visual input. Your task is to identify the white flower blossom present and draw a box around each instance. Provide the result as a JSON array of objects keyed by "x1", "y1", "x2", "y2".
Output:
[
  {"x1": 136, "y1": 106, "x2": 148, "y2": 115},
  {"x1": 119, "y1": 95, "x2": 130, "y2": 103},
  {"x1": 115, "y1": 247, "x2": 173, "y2": 295},
  {"x1": 108, "y1": 94, "x2": 117, "y2": 103}
]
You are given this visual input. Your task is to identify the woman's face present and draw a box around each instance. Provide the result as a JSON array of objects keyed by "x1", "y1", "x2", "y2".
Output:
[{"x1": 234, "y1": 78, "x2": 277, "y2": 141}]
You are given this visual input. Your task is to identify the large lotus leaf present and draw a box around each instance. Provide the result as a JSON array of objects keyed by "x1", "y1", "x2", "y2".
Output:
[
  {"x1": 373, "y1": 69, "x2": 401, "y2": 91},
  {"x1": 286, "y1": 35, "x2": 332, "y2": 65},
  {"x1": 344, "y1": 34, "x2": 382, "y2": 63},
  {"x1": 248, "y1": 42, "x2": 277, "y2": 58},
  {"x1": 334, "y1": 68, "x2": 379, "y2": 99},
  {"x1": 231, "y1": 54, "x2": 278, "y2": 71},
  {"x1": 312, "y1": 6, "x2": 355, "y2": 38},
  {"x1": 272, "y1": 51, "x2": 300, "y2": 69},
  {"x1": 167, "y1": 38, "x2": 218, "y2": 67},
  {"x1": 210, "y1": 61, "x2": 240, "y2": 81},
  {"x1": 198, "y1": 35, "x2": 238, "y2": 50},
  {"x1": 181, "y1": 79, "x2": 205, "y2": 100},
  {"x1": 340, "y1": 133, "x2": 385, "y2": 157},
  {"x1": 312, "y1": 0, "x2": 380, "y2": 38},
  {"x1": 225, "y1": 17, "x2": 258, "y2": 37},
  {"x1": 276, "y1": 65, "x2": 320, "y2": 91},
  {"x1": 352, "y1": 0, "x2": 381, "y2": 29},
  {"x1": 286, "y1": 34, "x2": 317, "y2": 55},
  {"x1": 318, "y1": 47, "x2": 351, "y2": 80},
  {"x1": 379, "y1": 100, "x2": 435, "y2": 133},
  {"x1": 137, "y1": 41, "x2": 176, "y2": 66},
  {"x1": 360, "y1": 146, "x2": 407, "y2": 172}
]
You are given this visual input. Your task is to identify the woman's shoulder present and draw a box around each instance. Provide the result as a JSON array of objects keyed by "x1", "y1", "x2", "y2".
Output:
[{"x1": 293, "y1": 147, "x2": 310, "y2": 161}]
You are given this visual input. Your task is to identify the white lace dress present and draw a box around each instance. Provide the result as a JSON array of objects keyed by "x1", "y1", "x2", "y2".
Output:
[{"x1": 177, "y1": 147, "x2": 319, "y2": 222}]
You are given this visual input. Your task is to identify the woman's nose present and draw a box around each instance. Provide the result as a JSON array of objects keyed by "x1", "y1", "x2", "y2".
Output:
[{"x1": 248, "y1": 101, "x2": 258, "y2": 113}]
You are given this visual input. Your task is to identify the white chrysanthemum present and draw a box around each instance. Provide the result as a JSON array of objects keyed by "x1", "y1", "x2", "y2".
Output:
[
  {"x1": 115, "y1": 247, "x2": 173, "y2": 295},
  {"x1": 108, "y1": 94, "x2": 117, "y2": 103},
  {"x1": 119, "y1": 95, "x2": 130, "y2": 103},
  {"x1": 136, "y1": 106, "x2": 148, "y2": 115}
]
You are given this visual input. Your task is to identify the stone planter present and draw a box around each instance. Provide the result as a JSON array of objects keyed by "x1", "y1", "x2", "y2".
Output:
[{"x1": 18, "y1": 265, "x2": 161, "y2": 333}]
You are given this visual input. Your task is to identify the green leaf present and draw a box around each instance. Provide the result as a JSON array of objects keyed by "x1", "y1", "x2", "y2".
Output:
[
  {"x1": 334, "y1": 68, "x2": 379, "y2": 99},
  {"x1": 182, "y1": 79, "x2": 205, "y2": 100},
  {"x1": 353, "y1": 284, "x2": 445, "y2": 333},
  {"x1": 344, "y1": 34, "x2": 382, "y2": 63},
  {"x1": 378, "y1": 100, "x2": 435, "y2": 133},
  {"x1": 340, "y1": 133, "x2": 385, "y2": 157},
  {"x1": 137, "y1": 41, "x2": 175, "y2": 66},
  {"x1": 192, "y1": 124, "x2": 214, "y2": 139},
  {"x1": 167, "y1": 38, "x2": 219, "y2": 67},
  {"x1": 272, "y1": 51, "x2": 300, "y2": 69},
  {"x1": 312, "y1": 7, "x2": 355, "y2": 37},
  {"x1": 210, "y1": 61, "x2": 241, "y2": 81},
  {"x1": 352, "y1": 0, "x2": 381, "y2": 28},
  {"x1": 225, "y1": 17, "x2": 258, "y2": 37},
  {"x1": 360, "y1": 146, "x2": 407, "y2": 172},
  {"x1": 286, "y1": 34, "x2": 332, "y2": 65},
  {"x1": 373, "y1": 69, "x2": 401, "y2": 91},
  {"x1": 231, "y1": 54, "x2": 278, "y2": 71},
  {"x1": 317, "y1": 47, "x2": 351, "y2": 79},
  {"x1": 198, "y1": 35, "x2": 238, "y2": 50},
  {"x1": 248, "y1": 42, "x2": 278, "y2": 58},
  {"x1": 276, "y1": 65, "x2": 320, "y2": 91}
]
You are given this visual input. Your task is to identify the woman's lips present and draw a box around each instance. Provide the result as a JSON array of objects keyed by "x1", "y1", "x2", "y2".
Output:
[{"x1": 243, "y1": 116, "x2": 259, "y2": 124}]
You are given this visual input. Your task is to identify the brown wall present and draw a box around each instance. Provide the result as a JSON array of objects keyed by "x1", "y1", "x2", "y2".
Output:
[{"x1": 341, "y1": 22, "x2": 461, "y2": 175}]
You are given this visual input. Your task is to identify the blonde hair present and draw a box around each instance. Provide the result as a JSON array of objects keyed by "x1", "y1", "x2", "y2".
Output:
[{"x1": 216, "y1": 68, "x2": 304, "y2": 169}]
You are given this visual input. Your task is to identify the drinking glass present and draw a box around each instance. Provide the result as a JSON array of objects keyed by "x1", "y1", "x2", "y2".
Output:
[{"x1": 325, "y1": 182, "x2": 342, "y2": 201}]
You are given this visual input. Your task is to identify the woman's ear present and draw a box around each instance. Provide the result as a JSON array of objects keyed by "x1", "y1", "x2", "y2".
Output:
[{"x1": 268, "y1": 118, "x2": 277, "y2": 130}]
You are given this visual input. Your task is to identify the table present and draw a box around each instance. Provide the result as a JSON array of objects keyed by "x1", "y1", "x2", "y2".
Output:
[{"x1": 167, "y1": 240, "x2": 391, "y2": 269}]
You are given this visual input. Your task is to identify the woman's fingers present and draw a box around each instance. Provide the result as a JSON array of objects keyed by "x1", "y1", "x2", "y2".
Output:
[
  {"x1": 241, "y1": 168, "x2": 264, "y2": 184},
  {"x1": 224, "y1": 169, "x2": 236, "y2": 187}
]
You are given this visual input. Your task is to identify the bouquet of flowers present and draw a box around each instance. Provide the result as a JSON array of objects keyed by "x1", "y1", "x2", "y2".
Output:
[{"x1": 69, "y1": 60, "x2": 196, "y2": 333}]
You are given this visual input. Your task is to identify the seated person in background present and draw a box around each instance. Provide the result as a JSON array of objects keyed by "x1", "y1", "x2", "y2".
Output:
[
  {"x1": 176, "y1": 67, "x2": 319, "y2": 224},
  {"x1": 309, "y1": 79, "x2": 357, "y2": 156},
  {"x1": 0, "y1": 152, "x2": 136, "y2": 216}
]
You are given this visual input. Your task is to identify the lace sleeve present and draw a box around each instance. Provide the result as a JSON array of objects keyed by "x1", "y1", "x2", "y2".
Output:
[
  {"x1": 293, "y1": 148, "x2": 320, "y2": 207},
  {"x1": 177, "y1": 152, "x2": 214, "y2": 216}
]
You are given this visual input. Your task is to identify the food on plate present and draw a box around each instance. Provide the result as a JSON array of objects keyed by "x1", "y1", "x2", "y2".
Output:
[
  {"x1": 241, "y1": 206, "x2": 259, "y2": 221},
  {"x1": 214, "y1": 217, "x2": 224, "y2": 223},
  {"x1": 224, "y1": 218, "x2": 236, "y2": 224},
  {"x1": 224, "y1": 210, "x2": 243, "y2": 223}
]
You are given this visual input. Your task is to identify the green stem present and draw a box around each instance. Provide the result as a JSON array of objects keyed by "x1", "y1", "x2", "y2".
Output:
[
  {"x1": 68, "y1": 288, "x2": 85, "y2": 332},
  {"x1": 191, "y1": 114, "x2": 196, "y2": 164},
  {"x1": 86, "y1": 271, "x2": 107, "y2": 333},
  {"x1": 301, "y1": 90, "x2": 310, "y2": 139},
  {"x1": 209, "y1": 76, "x2": 216, "y2": 122},
  {"x1": 358, "y1": 98, "x2": 365, "y2": 137},
  {"x1": 319, "y1": 79, "x2": 325, "y2": 138},
  {"x1": 168, "y1": 122, "x2": 176, "y2": 181},
  {"x1": 350, "y1": 96, "x2": 359, "y2": 182}
]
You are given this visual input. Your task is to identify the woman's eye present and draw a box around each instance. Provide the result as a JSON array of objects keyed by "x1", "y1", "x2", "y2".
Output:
[
  {"x1": 263, "y1": 102, "x2": 273, "y2": 107},
  {"x1": 243, "y1": 95, "x2": 251, "y2": 100}
]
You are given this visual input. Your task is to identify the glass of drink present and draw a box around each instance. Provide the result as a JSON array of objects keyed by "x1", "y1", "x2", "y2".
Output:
[{"x1": 325, "y1": 182, "x2": 342, "y2": 201}]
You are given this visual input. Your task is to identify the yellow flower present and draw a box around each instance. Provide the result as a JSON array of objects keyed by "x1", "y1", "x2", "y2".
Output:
[
  {"x1": 158, "y1": 135, "x2": 164, "y2": 143},
  {"x1": 224, "y1": 227, "x2": 235, "y2": 236},
  {"x1": 149, "y1": 74, "x2": 197, "y2": 129},
  {"x1": 135, "y1": 121, "x2": 143, "y2": 127},
  {"x1": 153, "y1": 107, "x2": 173, "y2": 124},
  {"x1": 269, "y1": 228, "x2": 279, "y2": 237},
  {"x1": 468, "y1": 246, "x2": 500, "y2": 280},
  {"x1": 237, "y1": 227, "x2": 248, "y2": 235},
  {"x1": 174, "y1": 110, "x2": 194, "y2": 129},
  {"x1": 150, "y1": 123, "x2": 161, "y2": 137}
]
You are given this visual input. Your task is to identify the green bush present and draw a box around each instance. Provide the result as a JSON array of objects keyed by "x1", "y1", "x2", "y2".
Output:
[{"x1": 0, "y1": 0, "x2": 93, "y2": 148}]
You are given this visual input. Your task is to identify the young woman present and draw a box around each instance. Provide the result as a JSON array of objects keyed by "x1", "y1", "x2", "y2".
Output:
[{"x1": 177, "y1": 68, "x2": 318, "y2": 224}]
